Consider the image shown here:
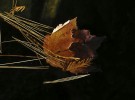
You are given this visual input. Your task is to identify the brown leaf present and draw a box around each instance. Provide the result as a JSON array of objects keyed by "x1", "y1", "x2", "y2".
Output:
[
  {"x1": 42, "y1": 18, "x2": 102, "y2": 74},
  {"x1": 43, "y1": 18, "x2": 78, "y2": 57}
]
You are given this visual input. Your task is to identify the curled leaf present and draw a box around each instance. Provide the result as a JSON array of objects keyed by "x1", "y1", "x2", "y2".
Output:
[{"x1": 43, "y1": 18, "x2": 105, "y2": 74}]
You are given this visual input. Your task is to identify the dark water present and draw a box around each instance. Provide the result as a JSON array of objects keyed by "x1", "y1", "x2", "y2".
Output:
[{"x1": 0, "y1": 0, "x2": 134, "y2": 100}]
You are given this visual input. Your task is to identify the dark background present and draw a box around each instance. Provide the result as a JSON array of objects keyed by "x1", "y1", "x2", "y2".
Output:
[{"x1": 0, "y1": 0, "x2": 134, "y2": 100}]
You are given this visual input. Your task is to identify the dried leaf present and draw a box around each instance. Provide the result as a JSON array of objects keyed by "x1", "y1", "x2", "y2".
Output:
[
  {"x1": 43, "y1": 18, "x2": 78, "y2": 57},
  {"x1": 43, "y1": 18, "x2": 94, "y2": 74}
]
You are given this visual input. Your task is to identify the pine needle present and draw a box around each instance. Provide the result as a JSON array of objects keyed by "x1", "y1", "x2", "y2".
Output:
[
  {"x1": 0, "y1": 26, "x2": 1, "y2": 53},
  {"x1": 43, "y1": 74, "x2": 90, "y2": 84},
  {"x1": 0, "y1": 66, "x2": 48, "y2": 70},
  {"x1": 0, "y1": 55, "x2": 38, "y2": 58},
  {"x1": 0, "y1": 58, "x2": 44, "y2": 66}
]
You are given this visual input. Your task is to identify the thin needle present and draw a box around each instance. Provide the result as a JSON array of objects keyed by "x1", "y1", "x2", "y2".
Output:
[
  {"x1": 0, "y1": 66, "x2": 48, "y2": 70},
  {"x1": 0, "y1": 55, "x2": 38, "y2": 58},
  {"x1": 43, "y1": 74, "x2": 90, "y2": 84},
  {"x1": 1, "y1": 40, "x2": 17, "y2": 43},
  {"x1": 0, "y1": 58, "x2": 44, "y2": 66},
  {"x1": 0, "y1": 25, "x2": 1, "y2": 53}
]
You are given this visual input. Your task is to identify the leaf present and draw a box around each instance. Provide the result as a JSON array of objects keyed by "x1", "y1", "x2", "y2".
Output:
[
  {"x1": 43, "y1": 18, "x2": 78, "y2": 57},
  {"x1": 42, "y1": 18, "x2": 95, "y2": 74}
]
